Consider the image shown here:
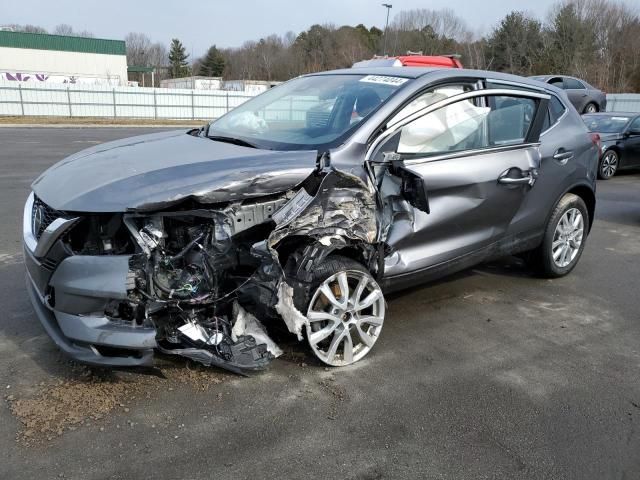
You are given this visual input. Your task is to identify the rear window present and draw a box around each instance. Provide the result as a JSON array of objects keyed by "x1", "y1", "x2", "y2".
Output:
[{"x1": 563, "y1": 78, "x2": 585, "y2": 89}]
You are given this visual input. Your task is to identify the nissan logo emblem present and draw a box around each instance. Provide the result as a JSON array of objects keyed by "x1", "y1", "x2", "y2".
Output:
[{"x1": 32, "y1": 205, "x2": 44, "y2": 235}]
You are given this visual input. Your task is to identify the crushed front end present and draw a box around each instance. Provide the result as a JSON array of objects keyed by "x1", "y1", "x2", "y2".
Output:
[{"x1": 23, "y1": 163, "x2": 383, "y2": 374}]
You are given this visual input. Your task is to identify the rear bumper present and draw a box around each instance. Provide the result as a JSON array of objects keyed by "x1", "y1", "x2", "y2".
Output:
[{"x1": 24, "y1": 246, "x2": 156, "y2": 367}]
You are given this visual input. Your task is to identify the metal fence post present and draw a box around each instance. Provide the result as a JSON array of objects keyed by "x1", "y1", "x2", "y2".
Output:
[
  {"x1": 18, "y1": 84, "x2": 25, "y2": 116},
  {"x1": 226, "y1": 91, "x2": 230, "y2": 113},
  {"x1": 191, "y1": 90, "x2": 195, "y2": 120},
  {"x1": 112, "y1": 88, "x2": 117, "y2": 118},
  {"x1": 67, "y1": 86, "x2": 73, "y2": 117},
  {"x1": 153, "y1": 89, "x2": 158, "y2": 119}
]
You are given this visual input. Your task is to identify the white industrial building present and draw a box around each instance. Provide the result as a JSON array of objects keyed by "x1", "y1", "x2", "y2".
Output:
[{"x1": 0, "y1": 30, "x2": 128, "y2": 86}]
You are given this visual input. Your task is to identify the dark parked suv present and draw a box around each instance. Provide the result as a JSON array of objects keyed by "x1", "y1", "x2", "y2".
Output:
[{"x1": 24, "y1": 68, "x2": 599, "y2": 372}]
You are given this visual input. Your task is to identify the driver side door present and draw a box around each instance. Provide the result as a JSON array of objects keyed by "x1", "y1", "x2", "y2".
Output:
[{"x1": 370, "y1": 88, "x2": 550, "y2": 282}]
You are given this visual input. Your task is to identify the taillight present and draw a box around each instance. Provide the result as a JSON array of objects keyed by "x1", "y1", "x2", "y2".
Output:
[{"x1": 589, "y1": 132, "x2": 602, "y2": 156}]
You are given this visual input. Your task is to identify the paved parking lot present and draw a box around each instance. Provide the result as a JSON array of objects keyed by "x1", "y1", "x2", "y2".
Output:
[{"x1": 1, "y1": 127, "x2": 639, "y2": 480}]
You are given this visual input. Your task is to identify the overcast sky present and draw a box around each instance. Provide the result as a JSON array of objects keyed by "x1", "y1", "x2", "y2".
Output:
[{"x1": 2, "y1": 0, "x2": 558, "y2": 57}]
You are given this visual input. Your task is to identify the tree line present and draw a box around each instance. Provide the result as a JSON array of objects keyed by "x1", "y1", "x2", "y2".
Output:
[{"x1": 6, "y1": 0, "x2": 640, "y2": 92}]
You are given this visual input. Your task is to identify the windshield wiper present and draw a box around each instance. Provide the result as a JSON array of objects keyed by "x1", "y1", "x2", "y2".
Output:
[{"x1": 208, "y1": 135, "x2": 257, "y2": 149}]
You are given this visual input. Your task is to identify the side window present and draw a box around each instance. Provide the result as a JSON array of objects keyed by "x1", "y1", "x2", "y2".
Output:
[
  {"x1": 542, "y1": 95, "x2": 567, "y2": 131},
  {"x1": 563, "y1": 78, "x2": 585, "y2": 89},
  {"x1": 396, "y1": 95, "x2": 537, "y2": 155},
  {"x1": 629, "y1": 117, "x2": 640, "y2": 132},
  {"x1": 389, "y1": 84, "x2": 474, "y2": 125}
]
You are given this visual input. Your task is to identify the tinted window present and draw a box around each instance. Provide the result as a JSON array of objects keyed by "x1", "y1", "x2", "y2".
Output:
[
  {"x1": 396, "y1": 95, "x2": 536, "y2": 155},
  {"x1": 583, "y1": 115, "x2": 632, "y2": 133},
  {"x1": 549, "y1": 78, "x2": 564, "y2": 88},
  {"x1": 563, "y1": 78, "x2": 585, "y2": 89},
  {"x1": 629, "y1": 117, "x2": 640, "y2": 131},
  {"x1": 542, "y1": 95, "x2": 567, "y2": 131}
]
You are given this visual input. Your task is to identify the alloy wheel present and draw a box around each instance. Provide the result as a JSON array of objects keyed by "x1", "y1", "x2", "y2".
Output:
[
  {"x1": 585, "y1": 103, "x2": 598, "y2": 113},
  {"x1": 600, "y1": 151, "x2": 618, "y2": 178},
  {"x1": 552, "y1": 208, "x2": 584, "y2": 268},
  {"x1": 306, "y1": 270, "x2": 385, "y2": 366}
]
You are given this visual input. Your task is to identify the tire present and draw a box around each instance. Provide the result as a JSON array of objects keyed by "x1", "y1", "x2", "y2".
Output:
[
  {"x1": 583, "y1": 102, "x2": 598, "y2": 114},
  {"x1": 297, "y1": 255, "x2": 385, "y2": 367},
  {"x1": 528, "y1": 194, "x2": 589, "y2": 278},
  {"x1": 598, "y1": 150, "x2": 618, "y2": 180}
]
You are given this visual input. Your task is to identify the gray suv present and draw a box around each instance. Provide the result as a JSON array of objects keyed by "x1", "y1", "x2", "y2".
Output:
[{"x1": 24, "y1": 68, "x2": 599, "y2": 372}]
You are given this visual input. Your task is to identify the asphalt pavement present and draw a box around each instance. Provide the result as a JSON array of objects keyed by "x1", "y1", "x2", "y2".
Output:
[{"x1": 1, "y1": 127, "x2": 639, "y2": 480}]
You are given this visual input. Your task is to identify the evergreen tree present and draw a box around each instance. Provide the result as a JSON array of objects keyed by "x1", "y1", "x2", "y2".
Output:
[
  {"x1": 168, "y1": 38, "x2": 190, "y2": 78},
  {"x1": 198, "y1": 45, "x2": 226, "y2": 77}
]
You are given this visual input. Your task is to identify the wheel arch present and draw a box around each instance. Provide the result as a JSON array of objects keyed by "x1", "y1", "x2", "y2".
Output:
[
  {"x1": 274, "y1": 234, "x2": 378, "y2": 280},
  {"x1": 566, "y1": 183, "x2": 596, "y2": 233}
]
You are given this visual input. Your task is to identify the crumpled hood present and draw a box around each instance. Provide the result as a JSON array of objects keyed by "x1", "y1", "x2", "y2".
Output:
[{"x1": 32, "y1": 130, "x2": 318, "y2": 212}]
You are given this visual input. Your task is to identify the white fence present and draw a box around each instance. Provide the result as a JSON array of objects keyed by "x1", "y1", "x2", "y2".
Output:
[
  {"x1": 606, "y1": 94, "x2": 640, "y2": 113},
  {"x1": 0, "y1": 81, "x2": 258, "y2": 120},
  {"x1": 2, "y1": 82, "x2": 639, "y2": 120}
]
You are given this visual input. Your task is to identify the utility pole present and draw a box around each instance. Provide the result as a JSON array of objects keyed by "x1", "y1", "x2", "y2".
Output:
[{"x1": 382, "y1": 3, "x2": 393, "y2": 56}]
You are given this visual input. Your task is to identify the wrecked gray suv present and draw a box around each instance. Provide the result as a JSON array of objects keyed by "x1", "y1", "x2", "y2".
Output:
[{"x1": 24, "y1": 68, "x2": 599, "y2": 373}]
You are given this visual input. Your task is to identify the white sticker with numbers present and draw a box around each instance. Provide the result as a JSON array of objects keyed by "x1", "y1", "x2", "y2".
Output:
[{"x1": 359, "y1": 75, "x2": 409, "y2": 87}]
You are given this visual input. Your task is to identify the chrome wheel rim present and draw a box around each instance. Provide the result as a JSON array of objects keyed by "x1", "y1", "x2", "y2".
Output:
[
  {"x1": 601, "y1": 151, "x2": 618, "y2": 178},
  {"x1": 306, "y1": 270, "x2": 385, "y2": 366},
  {"x1": 552, "y1": 208, "x2": 584, "y2": 268},
  {"x1": 585, "y1": 103, "x2": 597, "y2": 113}
]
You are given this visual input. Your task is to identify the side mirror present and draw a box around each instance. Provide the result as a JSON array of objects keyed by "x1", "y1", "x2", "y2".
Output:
[{"x1": 395, "y1": 165, "x2": 430, "y2": 214}]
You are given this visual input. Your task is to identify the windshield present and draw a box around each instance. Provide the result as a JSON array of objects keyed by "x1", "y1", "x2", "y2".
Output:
[
  {"x1": 208, "y1": 74, "x2": 409, "y2": 150},
  {"x1": 583, "y1": 115, "x2": 631, "y2": 133}
]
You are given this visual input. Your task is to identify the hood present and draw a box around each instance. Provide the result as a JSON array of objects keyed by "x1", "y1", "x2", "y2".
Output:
[{"x1": 32, "y1": 130, "x2": 318, "y2": 212}]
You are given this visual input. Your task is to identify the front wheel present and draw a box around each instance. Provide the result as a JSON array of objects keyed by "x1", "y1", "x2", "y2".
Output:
[
  {"x1": 598, "y1": 150, "x2": 618, "y2": 179},
  {"x1": 528, "y1": 194, "x2": 589, "y2": 278},
  {"x1": 303, "y1": 256, "x2": 385, "y2": 366},
  {"x1": 583, "y1": 102, "x2": 598, "y2": 114}
]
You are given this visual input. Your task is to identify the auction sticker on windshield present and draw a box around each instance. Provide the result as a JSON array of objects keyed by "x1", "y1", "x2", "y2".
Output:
[{"x1": 359, "y1": 75, "x2": 409, "y2": 86}]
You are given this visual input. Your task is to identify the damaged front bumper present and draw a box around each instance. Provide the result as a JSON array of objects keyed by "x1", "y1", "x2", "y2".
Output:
[
  {"x1": 24, "y1": 247, "x2": 156, "y2": 367},
  {"x1": 24, "y1": 162, "x2": 384, "y2": 373}
]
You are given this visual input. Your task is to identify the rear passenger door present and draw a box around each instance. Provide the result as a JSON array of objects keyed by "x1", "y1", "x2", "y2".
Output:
[{"x1": 370, "y1": 89, "x2": 549, "y2": 277}]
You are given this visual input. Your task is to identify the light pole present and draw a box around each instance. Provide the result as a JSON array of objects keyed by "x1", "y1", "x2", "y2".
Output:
[{"x1": 382, "y1": 3, "x2": 393, "y2": 56}]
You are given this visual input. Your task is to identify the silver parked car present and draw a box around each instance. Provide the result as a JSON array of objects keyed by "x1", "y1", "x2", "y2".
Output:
[
  {"x1": 24, "y1": 68, "x2": 599, "y2": 372},
  {"x1": 530, "y1": 75, "x2": 607, "y2": 114}
]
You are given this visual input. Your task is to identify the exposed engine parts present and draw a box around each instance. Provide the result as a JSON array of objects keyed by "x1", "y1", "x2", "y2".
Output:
[{"x1": 56, "y1": 165, "x2": 382, "y2": 374}]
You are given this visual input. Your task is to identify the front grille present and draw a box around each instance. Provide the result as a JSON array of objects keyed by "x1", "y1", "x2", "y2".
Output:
[{"x1": 32, "y1": 195, "x2": 65, "y2": 240}]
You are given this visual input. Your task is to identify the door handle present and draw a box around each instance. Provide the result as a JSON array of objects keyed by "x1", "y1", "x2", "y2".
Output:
[
  {"x1": 498, "y1": 168, "x2": 537, "y2": 186},
  {"x1": 553, "y1": 149, "x2": 574, "y2": 163}
]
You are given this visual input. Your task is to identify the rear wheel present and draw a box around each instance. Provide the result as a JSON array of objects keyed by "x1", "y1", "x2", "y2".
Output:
[
  {"x1": 303, "y1": 256, "x2": 385, "y2": 367},
  {"x1": 598, "y1": 150, "x2": 618, "y2": 179},
  {"x1": 528, "y1": 194, "x2": 589, "y2": 278},
  {"x1": 583, "y1": 102, "x2": 598, "y2": 114}
]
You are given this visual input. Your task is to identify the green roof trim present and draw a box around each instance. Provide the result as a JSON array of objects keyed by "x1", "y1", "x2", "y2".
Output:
[
  {"x1": 128, "y1": 66, "x2": 155, "y2": 73},
  {"x1": 0, "y1": 31, "x2": 126, "y2": 56}
]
